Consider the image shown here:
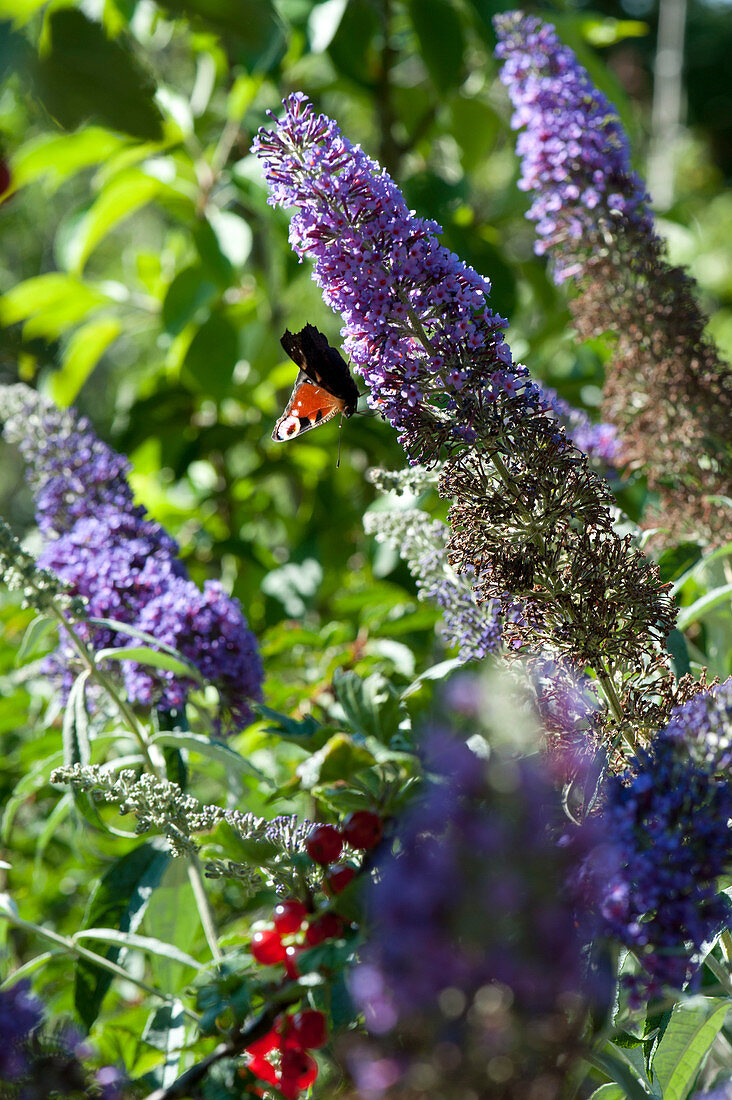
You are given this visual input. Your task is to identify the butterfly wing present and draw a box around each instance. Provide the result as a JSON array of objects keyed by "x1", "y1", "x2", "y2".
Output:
[
  {"x1": 280, "y1": 325, "x2": 360, "y2": 416},
  {"x1": 271, "y1": 370, "x2": 348, "y2": 441}
]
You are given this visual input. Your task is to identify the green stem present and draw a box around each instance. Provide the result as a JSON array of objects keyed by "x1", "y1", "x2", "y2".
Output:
[
  {"x1": 705, "y1": 952, "x2": 732, "y2": 995},
  {"x1": 187, "y1": 854, "x2": 223, "y2": 962},
  {"x1": 0, "y1": 907, "x2": 200, "y2": 1023},
  {"x1": 47, "y1": 600, "x2": 222, "y2": 961}
]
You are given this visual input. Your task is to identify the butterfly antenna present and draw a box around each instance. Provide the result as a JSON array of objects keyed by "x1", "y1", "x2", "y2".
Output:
[{"x1": 337, "y1": 415, "x2": 343, "y2": 469}]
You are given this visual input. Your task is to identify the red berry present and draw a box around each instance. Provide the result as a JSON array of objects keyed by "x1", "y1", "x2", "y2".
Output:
[
  {"x1": 305, "y1": 913, "x2": 343, "y2": 945},
  {"x1": 0, "y1": 159, "x2": 10, "y2": 199},
  {"x1": 290, "y1": 1009, "x2": 327, "y2": 1050},
  {"x1": 273, "y1": 897, "x2": 307, "y2": 934},
  {"x1": 284, "y1": 944, "x2": 303, "y2": 979},
  {"x1": 305, "y1": 824, "x2": 343, "y2": 865},
  {"x1": 246, "y1": 1028, "x2": 280, "y2": 1058},
  {"x1": 325, "y1": 863, "x2": 356, "y2": 895},
  {"x1": 341, "y1": 810, "x2": 383, "y2": 850},
  {"x1": 247, "y1": 1055, "x2": 278, "y2": 1087},
  {"x1": 280, "y1": 1049, "x2": 318, "y2": 1098},
  {"x1": 251, "y1": 928, "x2": 286, "y2": 965}
]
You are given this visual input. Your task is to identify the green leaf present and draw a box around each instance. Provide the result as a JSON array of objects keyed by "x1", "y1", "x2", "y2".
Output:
[
  {"x1": 153, "y1": 0, "x2": 285, "y2": 71},
  {"x1": 62, "y1": 671, "x2": 91, "y2": 768},
  {"x1": 143, "y1": 859, "x2": 202, "y2": 992},
  {"x1": 253, "y1": 704, "x2": 325, "y2": 749},
  {"x1": 0, "y1": 273, "x2": 105, "y2": 326},
  {"x1": 151, "y1": 732, "x2": 275, "y2": 786},
  {"x1": 677, "y1": 584, "x2": 732, "y2": 631},
  {"x1": 73, "y1": 928, "x2": 200, "y2": 969},
  {"x1": 401, "y1": 658, "x2": 464, "y2": 699},
  {"x1": 588, "y1": 1087, "x2": 627, "y2": 1100},
  {"x1": 95, "y1": 644, "x2": 204, "y2": 683},
  {"x1": 406, "y1": 0, "x2": 465, "y2": 91},
  {"x1": 74, "y1": 839, "x2": 170, "y2": 1030},
  {"x1": 15, "y1": 614, "x2": 56, "y2": 665},
  {"x1": 63, "y1": 170, "x2": 162, "y2": 273},
  {"x1": 308, "y1": 0, "x2": 348, "y2": 52},
  {"x1": 657, "y1": 542, "x2": 703, "y2": 584},
  {"x1": 51, "y1": 317, "x2": 121, "y2": 405},
  {"x1": 13, "y1": 128, "x2": 125, "y2": 191},
  {"x1": 586, "y1": 1048, "x2": 652, "y2": 1100},
  {"x1": 327, "y1": 0, "x2": 379, "y2": 85},
  {"x1": 32, "y1": 9, "x2": 163, "y2": 141},
  {"x1": 142, "y1": 1001, "x2": 186, "y2": 1087},
  {"x1": 206, "y1": 209, "x2": 252, "y2": 268},
  {"x1": 296, "y1": 733, "x2": 376, "y2": 789},
  {"x1": 666, "y1": 628, "x2": 692, "y2": 678},
  {"x1": 162, "y1": 266, "x2": 219, "y2": 336},
  {"x1": 651, "y1": 997, "x2": 729, "y2": 1100},
  {"x1": 333, "y1": 669, "x2": 403, "y2": 743},
  {"x1": 182, "y1": 312, "x2": 239, "y2": 399}
]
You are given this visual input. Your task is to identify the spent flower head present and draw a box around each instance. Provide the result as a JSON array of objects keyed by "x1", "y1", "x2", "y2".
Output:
[{"x1": 494, "y1": 12, "x2": 732, "y2": 544}]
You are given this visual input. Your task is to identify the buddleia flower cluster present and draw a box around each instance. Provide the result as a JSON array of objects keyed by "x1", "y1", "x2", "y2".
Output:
[
  {"x1": 52, "y1": 763, "x2": 312, "y2": 875},
  {"x1": 0, "y1": 980, "x2": 125, "y2": 1099},
  {"x1": 253, "y1": 94, "x2": 682, "y2": 753},
  {"x1": 1, "y1": 384, "x2": 263, "y2": 734},
  {"x1": 494, "y1": 11, "x2": 732, "y2": 545},
  {"x1": 364, "y1": 508, "x2": 502, "y2": 662},
  {"x1": 599, "y1": 679, "x2": 732, "y2": 1005},
  {"x1": 349, "y1": 729, "x2": 606, "y2": 1099}
]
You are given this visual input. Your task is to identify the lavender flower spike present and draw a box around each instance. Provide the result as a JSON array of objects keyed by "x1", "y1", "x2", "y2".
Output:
[
  {"x1": 494, "y1": 11, "x2": 652, "y2": 283},
  {"x1": 1, "y1": 384, "x2": 264, "y2": 734},
  {"x1": 600, "y1": 679, "x2": 732, "y2": 1005},
  {"x1": 351, "y1": 728, "x2": 606, "y2": 1097},
  {"x1": 494, "y1": 13, "x2": 732, "y2": 544},
  {"x1": 254, "y1": 93, "x2": 560, "y2": 461}
]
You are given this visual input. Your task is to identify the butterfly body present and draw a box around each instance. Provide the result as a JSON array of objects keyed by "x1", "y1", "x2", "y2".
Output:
[{"x1": 273, "y1": 325, "x2": 360, "y2": 442}]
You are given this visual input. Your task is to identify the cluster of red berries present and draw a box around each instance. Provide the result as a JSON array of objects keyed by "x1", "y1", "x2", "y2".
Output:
[
  {"x1": 244, "y1": 1009, "x2": 326, "y2": 1098},
  {"x1": 245, "y1": 812, "x2": 384, "y2": 1096}
]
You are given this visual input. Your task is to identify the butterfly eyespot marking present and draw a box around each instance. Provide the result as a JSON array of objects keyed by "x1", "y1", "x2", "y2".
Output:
[
  {"x1": 275, "y1": 416, "x2": 302, "y2": 440},
  {"x1": 272, "y1": 324, "x2": 360, "y2": 444}
]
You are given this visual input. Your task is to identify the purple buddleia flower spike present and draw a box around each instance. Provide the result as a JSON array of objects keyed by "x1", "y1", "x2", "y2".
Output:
[
  {"x1": 494, "y1": 12, "x2": 652, "y2": 283},
  {"x1": 252, "y1": 93, "x2": 607, "y2": 463},
  {"x1": 351, "y1": 727, "x2": 608, "y2": 1096},
  {"x1": 599, "y1": 679, "x2": 732, "y2": 1005},
  {"x1": 494, "y1": 13, "x2": 732, "y2": 545},
  {"x1": 0, "y1": 980, "x2": 43, "y2": 1080},
  {"x1": 1, "y1": 385, "x2": 263, "y2": 735}
]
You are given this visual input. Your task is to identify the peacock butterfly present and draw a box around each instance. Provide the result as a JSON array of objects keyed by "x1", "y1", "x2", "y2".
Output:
[{"x1": 272, "y1": 324, "x2": 360, "y2": 442}]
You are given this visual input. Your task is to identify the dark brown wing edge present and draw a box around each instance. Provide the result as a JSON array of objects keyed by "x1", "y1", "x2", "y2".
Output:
[{"x1": 280, "y1": 325, "x2": 360, "y2": 416}]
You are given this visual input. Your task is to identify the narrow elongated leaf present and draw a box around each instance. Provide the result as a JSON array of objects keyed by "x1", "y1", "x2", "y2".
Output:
[
  {"x1": 142, "y1": 1001, "x2": 186, "y2": 1087},
  {"x1": 677, "y1": 584, "x2": 732, "y2": 631},
  {"x1": 74, "y1": 839, "x2": 170, "y2": 1029},
  {"x1": 651, "y1": 997, "x2": 729, "y2": 1100},
  {"x1": 589, "y1": 1086, "x2": 626, "y2": 1100},
  {"x1": 143, "y1": 859, "x2": 202, "y2": 992},
  {"x1": 74, "y1": 929, "x2": 199, "y2": 969},
  {"x1": 401, "y1": 658, "x2": 464, "y2": 698},
  {"x1": 406, "y1": 0, "x2": 465, "y2": 91},
  {"x1": 51, "y1": 317, "x2": 121, "y2": 405},
  {"x1": 16, "y1": 614, "x2": 56, "y2": 665},
  {"x1": 96, "y1": 644, "x2": 203, "y2": 682},
  {"x1": 0, "y1": 273, "x2": 104, "y2": 325},
  {"x1": 151, "y1": 731, "x2": 274, "y2": 785},
  {"x1": 13, "y1": 128, "x2": 125, "y2": 191},
  {"x1": 62, "y1": 671, "x2": 91, "y2": 768},
  {"x1": 64, "y1": 170, "x2": 162, "y2": 273},
  {"x1": 32, "y1": 9, "x2": 163, "y2": 140}
]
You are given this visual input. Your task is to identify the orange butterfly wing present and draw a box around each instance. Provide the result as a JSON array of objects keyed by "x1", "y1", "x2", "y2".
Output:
[{"x1": 272, "y1": 375, "x2": 347, "y2": 441}]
